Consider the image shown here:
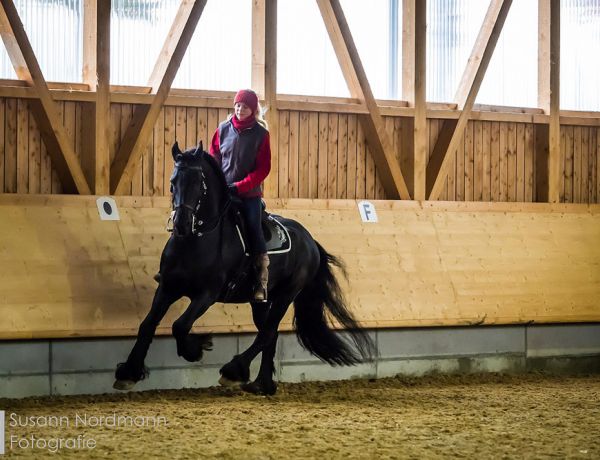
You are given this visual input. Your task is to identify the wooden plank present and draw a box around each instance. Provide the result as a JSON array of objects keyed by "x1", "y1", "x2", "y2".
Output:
[
  {"x1": 516, "y1": 123, "x2": 525, "y2": 202},
  {"x1": 298, "y1": 111, "x2": 309, "y2": 198},
  {"x1": 356, "y1": 120, "x2": 366, "y2": 198},
  {"x1": 337, "y1": 114, "x2": 348, "y2": 198},
  {"x1": 346, "y1": 113, "x2": 357, "y2": 199},
  {"x1": 591, "y1": 128, "x2": 597, "y2": 204},
  {"x1": 474, "y1": 121, "x2": 483, "y2": 201},
  {"x1": 142, "y1": 128, "x2": 153, "y2": 196},
  {"x1": 163, "y1": 106, "x2": 176, "y2": 194},
  {"x1": 317, "y1": 112, "x2": 328, "y2": 198},
  {"x1": 524, "y1": 124, "x2": 534, "y2": 202},
  {"x1": 559, "y1": 125, "x2": 566, "y2": 202},
  {"x1": 175, "y1": 106, "x2": 186, "y2": 149},
  {"x1": 196, "y1": 107, "x2": 208, "y2": 148},
  {"x1": 0, "y1": 0, "x2": 90, "y2": 194},
  {"x1": 464, "y1": 121, "x2": 474, "y2": 201},
  {"x1": 534, "y1": 123, "x2": 549, "y2": 202},
  {"x1": 490, "y1": 121, "x2": 500, "y2": 201},
  {"x1": 327, "y1": 113, "x2": 338, "y2": 199},
  {"x1": 581, "y1": 127, "x2": 589, "y2": 204},
  {"x1": 507, "y1": 122, "x2": 517, "y2": 202},
  {"x1": 564, "y1": 126, "x2": 574, "y2": 203},
  {"x1": 288, "y1": 110, "x2": 299, "y2": 198},
  {"x1": 426, "y1": 0, "x2": 512, "y2": 200},
  {"x1": 573, "y1": 126, "x2": 581, "y2": 203},
  {"x1": 3, "y1": 99, "x2": 15, "y2": 196},
  {"x1": 366, "y1": 145, "x2": 376, "y2": 199},
  {"x1": 153, "y1": 108, "x2": 165, "y2": 196},
  {"x1": 456, "y1": 122, "x2": 466, "y2": 201},
  {"x1": 308, "y1": 112, "x2": 319, "y2": 198},
  {"x1": 16, "y1": 98, "x2": 27, "y2": 193},
  {"x1": 111, "y1": 0, "x2": 206, "y2": 194},
  {"x1": 499, "y1": 122, "x2": 508, "y2": 201},
  {"x1": 317, "y1": 0, "x2": 410, "y2": 199},
  {"x1": 28, "y1": 107, "x2": 40, "y2": 194},
  {"x1": 278, "y1": 110, "x2": 290, "y2": 198},
  {"x1": 482, "y1": 121, "x2": 491, "y2": 201}
]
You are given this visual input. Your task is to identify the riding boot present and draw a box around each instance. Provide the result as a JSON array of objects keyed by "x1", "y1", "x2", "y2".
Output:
[{"x1": 253, "y1": 253, "x2": 269, "y2": 302}]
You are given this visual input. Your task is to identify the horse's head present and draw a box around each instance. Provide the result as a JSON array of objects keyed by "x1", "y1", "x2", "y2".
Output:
[
  {"x1": 170, "y1": 142, "x2": 208, "y2": 237},
  {"x1": 169, "y1": 141, "x2": 228, "y2": 238}
]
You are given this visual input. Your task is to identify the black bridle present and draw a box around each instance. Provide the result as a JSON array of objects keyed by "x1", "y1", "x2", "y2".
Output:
[{"x1": 169, "y1": 163, "x2": 232, "y2": 237}]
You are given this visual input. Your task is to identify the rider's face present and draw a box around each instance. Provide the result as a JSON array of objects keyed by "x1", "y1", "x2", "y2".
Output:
[{"x1": 234, "y1": 102, "x2": 253, "y2": 121}]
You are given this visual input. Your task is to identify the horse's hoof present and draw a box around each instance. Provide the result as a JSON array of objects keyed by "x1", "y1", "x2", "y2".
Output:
[
  {"x1": 218, "y1": 376, "x2": 244, "y2": 387},
  {"x1": 113, "y1": 379, "x2": 136, "y2": 391},
  {"x1": 241, "y1": 381, "x2": 277, "y2": 396}
]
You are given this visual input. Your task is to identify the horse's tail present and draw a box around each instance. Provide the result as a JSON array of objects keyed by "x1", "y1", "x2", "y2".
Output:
[{"x1": 293, "y1": 242, "x2": 377, "y2": 365}]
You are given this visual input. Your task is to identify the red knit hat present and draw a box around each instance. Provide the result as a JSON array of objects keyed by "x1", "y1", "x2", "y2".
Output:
[{"x1": 234, "y1": 89, "x2": 258, "y2": 113}]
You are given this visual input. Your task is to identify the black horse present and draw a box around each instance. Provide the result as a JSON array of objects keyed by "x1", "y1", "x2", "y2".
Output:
[{"x1": 114, "y1": 142, "x2": 376, "y2": 395}]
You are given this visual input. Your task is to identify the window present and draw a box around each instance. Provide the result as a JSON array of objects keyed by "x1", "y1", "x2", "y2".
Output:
[
  {"x1": 0, "y1": 0, "x2": 82, "y2": 82},
  {"x1": 561, "y1": 0, "x2": 600, "y2": 111},
  {"x1": 277, "y1": 0, "x2": 392, "y2": 99}
]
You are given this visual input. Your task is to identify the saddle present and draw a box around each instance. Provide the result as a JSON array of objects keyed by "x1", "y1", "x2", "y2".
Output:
[{"x1": 231, "y1": 199, "x2": 291, "y2": 256}]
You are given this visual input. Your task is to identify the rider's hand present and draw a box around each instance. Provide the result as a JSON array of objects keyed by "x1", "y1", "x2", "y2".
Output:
[{"x1": 228, "y1": 184, "x2": 238, "y2": 196}]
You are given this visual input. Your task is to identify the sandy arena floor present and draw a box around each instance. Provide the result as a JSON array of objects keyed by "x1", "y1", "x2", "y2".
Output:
[{"x1": 1, "y1": 373, "x2": 599, "y2": 459}]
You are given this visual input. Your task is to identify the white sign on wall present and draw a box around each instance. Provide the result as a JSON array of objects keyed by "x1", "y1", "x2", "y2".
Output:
[
  {"x1": 357, "y1": 200, "x2": 378, "y2": 223},
  {"x1": 96, "y1": 197, "x2": 121, "y2": 221}
]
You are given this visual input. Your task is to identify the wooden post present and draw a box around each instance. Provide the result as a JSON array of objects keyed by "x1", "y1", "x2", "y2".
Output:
[
  {"x1": 547, "y1": 0, "x2": 561, "y2": 203},
  {"x1": 252, "y1": 0, "x2": 278, "y2": 198}
]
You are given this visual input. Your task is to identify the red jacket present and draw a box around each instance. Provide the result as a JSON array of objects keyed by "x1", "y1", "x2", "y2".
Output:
[{"x1": 209, "y1": 121, "x2": 271, "y2": 197}]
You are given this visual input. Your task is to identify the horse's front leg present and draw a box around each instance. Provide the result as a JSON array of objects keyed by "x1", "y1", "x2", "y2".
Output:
[
  {"x1": 172, "y1": 291, "x2": 217, "y2": 363},
  {"x1": 114, "y1": 285, "x2": 180, "y2": 390}
]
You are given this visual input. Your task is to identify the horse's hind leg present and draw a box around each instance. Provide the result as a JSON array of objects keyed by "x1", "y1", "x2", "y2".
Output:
[
  {"x1": 218, "y1": 301, "x2": 270, "y2": 387},
  {"x1": 220, "y1": 291, "x2": 296, "y2": 395},
  {"x1": 114, "y1": 286, "x2": 179, "y2": 390},
  {"x1": 171, "y1": 293, "x2": 216, "y2": 362}
]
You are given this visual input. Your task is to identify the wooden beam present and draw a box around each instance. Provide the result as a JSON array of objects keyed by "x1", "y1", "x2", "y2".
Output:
[
  {"x1": 316, "y1": 0, "x2": 410, "y2": 199},
  {"x1": 82, "y1": 0, "x2": 96, "y2": 89},
  {"x1": 95, "y1": 0, "x2": 110, "y2": 194},
  {"x1": 412, "y1": 0, "x2": 427, "y2": 200},
  {"x1": 547, "y1": 0, "x2": 561, "y2": 203},
  {"x1": 252, "y1": 0, "x2": 279, "y2": 198},
  {"x1": 426, "y1": 0, "x2": 512, "y2": 200},
  {"x1": 401, "y1": 0, "x2": 415, "y2": 103},
  {"x1": 111, "y1": 0, "x2": 206, "y2": 195},
  {"x1": 538, "y1": 0, "x2": 551, "y2": 113},
  {"x1": 0, "y1": 0, "x2": 91, "y2": 194}
]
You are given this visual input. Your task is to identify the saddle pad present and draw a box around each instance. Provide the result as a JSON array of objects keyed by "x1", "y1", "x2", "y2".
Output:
[
  {"x1": 264, "y1": 214, "x2": 291, "y2": 254},
  {"x1": 235, "y1": 214, "x2": 291, "y2": 255}
]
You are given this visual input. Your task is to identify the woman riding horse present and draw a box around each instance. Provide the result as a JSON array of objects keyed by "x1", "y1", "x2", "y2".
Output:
[{"x1": 114, "y1": 143, "x2": 376, "y2": 395}]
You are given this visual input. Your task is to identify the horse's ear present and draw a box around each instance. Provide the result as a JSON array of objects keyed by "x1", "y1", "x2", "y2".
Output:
[
  {"x1": 193, "y1": 141, "x2": 203, "y2": 156},
  {"x1": 172, "y1": 142, "x2": 182, "y2": 161}
]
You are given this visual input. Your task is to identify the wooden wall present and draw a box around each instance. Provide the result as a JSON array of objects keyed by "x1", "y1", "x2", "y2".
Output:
[
  {"x1": 0, "y1": 195, "x2": 598, "y2": 340},
  {"x1": 0, "y1": 97, "x2": 599, "y2": 204}
]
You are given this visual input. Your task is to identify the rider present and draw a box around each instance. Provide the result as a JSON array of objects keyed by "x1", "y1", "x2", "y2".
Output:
[{"x1": 209, "y1": 89, "x2": 272, "y2": 302}]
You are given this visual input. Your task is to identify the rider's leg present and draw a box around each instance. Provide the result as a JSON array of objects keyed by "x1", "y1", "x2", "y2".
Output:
[{"x1": 241, "y1": 197, "x2": 269, "y2": 301}]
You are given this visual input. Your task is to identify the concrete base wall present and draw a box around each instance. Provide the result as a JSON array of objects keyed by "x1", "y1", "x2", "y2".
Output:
[{"x1": 1, "y1": 324, "x2": 600, "y2": 399}]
